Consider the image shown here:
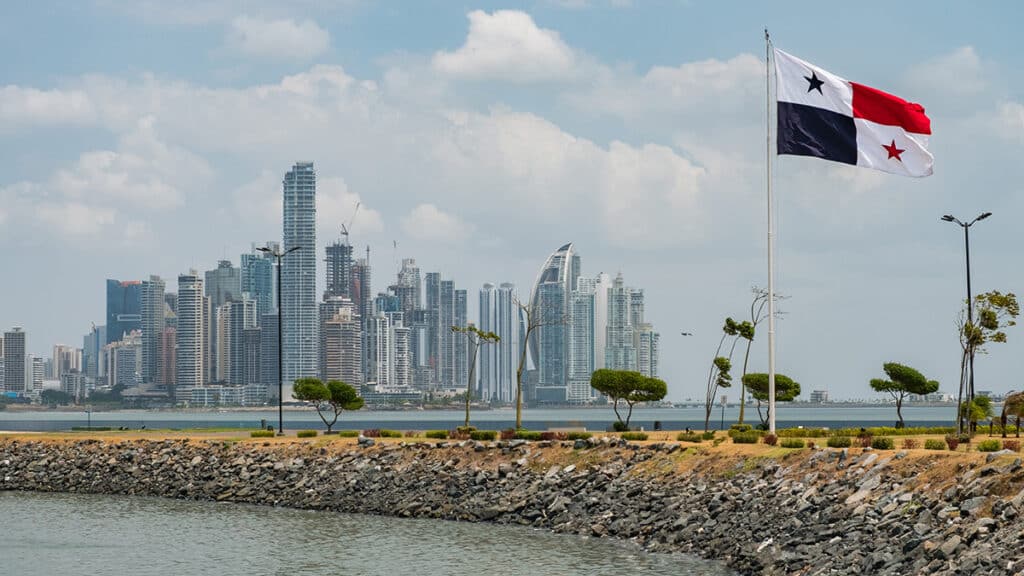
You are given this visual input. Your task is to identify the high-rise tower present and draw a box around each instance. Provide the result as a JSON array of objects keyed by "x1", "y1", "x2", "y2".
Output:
[
  {"x1": 176, "y1": 271, "x2": 206, "y2": 391},
  {"x1": 2, "y1": 328, "x2": 26, "y2": 393},
  {"x1": 282, "y1": 162, "x2": 318, "y2": 386},
  {"x1": 529, "y1": 243, "x2": 580, "y2": 403},
  {"x1": 241, "y1": 243, "x2": 276, "y2": 317},
  {"x1": 106, "y1": 279, "x2": 142, "y2": 344},
  {"x1": 140, "y1": 275, "x2": 166, "y2": 384}
]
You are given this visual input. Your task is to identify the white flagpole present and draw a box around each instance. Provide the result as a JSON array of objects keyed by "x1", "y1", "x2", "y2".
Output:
[{"x1": 765, "y1": 29, "x2": 777, "y2": 435}]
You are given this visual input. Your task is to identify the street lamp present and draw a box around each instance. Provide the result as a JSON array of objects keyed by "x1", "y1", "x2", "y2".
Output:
[
  {"x1": 942, "y1": 212, "x2": 991, "y2": 435},
  {"x1": 257, "y1": 244, "x2": 301, "y2": 437}
]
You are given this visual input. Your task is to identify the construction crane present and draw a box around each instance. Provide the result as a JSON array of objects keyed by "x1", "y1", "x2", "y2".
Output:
[{"x1": 340, "y1": 202, "x2": 361, "y2": 246}]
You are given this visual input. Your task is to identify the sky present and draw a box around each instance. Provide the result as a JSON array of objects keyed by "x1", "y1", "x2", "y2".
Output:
[{"x1": 2, "y1": 1, "x2": 1023, "y2": 402}]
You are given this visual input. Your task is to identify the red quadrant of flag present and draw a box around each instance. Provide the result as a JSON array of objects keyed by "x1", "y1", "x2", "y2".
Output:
[{"x1": 851, "y1": 82, "x2": 931, "y2": 135}]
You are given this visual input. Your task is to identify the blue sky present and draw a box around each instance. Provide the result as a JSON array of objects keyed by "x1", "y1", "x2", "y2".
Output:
[{"x1": 2, "y1": 1, "x2": 1023, "y2": 402}]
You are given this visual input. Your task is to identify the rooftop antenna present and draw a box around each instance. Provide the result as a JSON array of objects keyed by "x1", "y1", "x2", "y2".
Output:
[{"x1": 340, "y1": 202, "x2": 360, "y2": 247}]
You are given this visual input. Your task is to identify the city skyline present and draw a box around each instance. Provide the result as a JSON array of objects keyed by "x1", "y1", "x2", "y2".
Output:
[{"x1": 2, "y1": 3, "x2": 1023, "y2": 401}]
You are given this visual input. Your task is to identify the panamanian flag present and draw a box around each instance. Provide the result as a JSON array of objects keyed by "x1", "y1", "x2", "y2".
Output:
[{"x1": 775, "y1": 49, "x2": 933, "y2": 178}]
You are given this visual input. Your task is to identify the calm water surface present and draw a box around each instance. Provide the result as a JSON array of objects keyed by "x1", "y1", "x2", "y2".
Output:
[{"x1": 0, "y1": 491, "x2": 734, "y2": 576}]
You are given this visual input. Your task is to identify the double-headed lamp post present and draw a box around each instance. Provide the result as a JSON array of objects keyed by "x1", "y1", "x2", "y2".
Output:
[
  {"x1": 941, "y1": 212, "x2": 991, "y2": 434},
  {"x1": 257, "y1": 244, "x2": 301, "y2": 436}
]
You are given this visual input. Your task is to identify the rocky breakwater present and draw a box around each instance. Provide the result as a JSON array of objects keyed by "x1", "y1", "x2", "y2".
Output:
[{"x1": 3, "y1": 436, "x2": 1024, "y2": 575}]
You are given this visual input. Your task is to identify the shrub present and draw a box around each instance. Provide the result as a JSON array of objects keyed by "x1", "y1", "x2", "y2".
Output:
[
  {"x1": 777, "y1": 428, "x2": 829, "y2": 438},
  {"x1": 470, "y1": 430, "x2": 497, "y2": 441},
  {"x1": 612, "y1": 421, "x2": 630, "y2": 432},
  {"x1": 732, "y1": 432, "x2": 760, "y2": 444},
  {"x1": 296, "y1": 430, "x2": 318, "y2": 438},
  {"x1": 404, "y1": 430, "x2": 418, "y2": 438},
  {"x1": 828, "y1": 426, "x2": 956, "y2": 437},
  {"x1": 540, "y1": 431, "x2": 568, "y2": 441},
  {"x1": 856, "y1": 436, "x2": 873, "y2": 448},
  {"x1": 565, "y1": 432, "x2": 592, "y2": 441},
  {"x1": 762, "y1": 434, "x2": 778, "y2": 446},
  {"x1": 871, "y1": 437, "x2": 894, "y2": 450},
  {"x1": 924, "y1": 439, "x2": 946, "y2": 450},
  {"x1": 362, "y1": 429, "x2": 381, "y2": 438},
  {"x1": 728, "y1": 428, "x2": 764, "y2": 439},
  {"x1": 977, "y1": 439, "x2": 1002, "y2": 452},
  {"x1": 676, "y1": 432, "x2": 703, "y2": 443},
  {"x1": 380, "y1": 429, "x2": 403, "y2": 438},
  {"x1": 424, "y1": 430, "x2": 449, "y2": 439},
  {"x1": 826, "y1": 436, "x2": 852, "y2": 448},
  {"x1": 701, "y1": 431, "x2": 716, "y2": 440},
  {"x1": 337, "y1": 430, "x2": 359, "y2": 438},
  {"x1": 780, "y1": 438, "x2": 805, "y2": 449},
  {"x1": 902, "y1": 438, "x2": 919, "y2": 450},
  {"x1": 730, "y1": 424, "x2": 753, "y2": 432},
  {"x1": 250, "y1": 430, "x2": 275, "y2": 438},
  {"x1": 1003, "y1": 440, "x2": 1021, "y2": 452},
  {"x1": 620, "y1": 432, "x2": 648, "y2": 441},
  {"x1": 945, "y1": 435, "x2": 959, "y2": 451},
  {"x1": 514, "y1": 430, "x2": 543, "y2": 441},
  {"x1": 500, "y1": 428, "x2": 516, "y2": 440}
]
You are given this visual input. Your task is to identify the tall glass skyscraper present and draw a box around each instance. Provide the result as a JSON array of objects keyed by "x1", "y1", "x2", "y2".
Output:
[
  {"x1": 106, "y1": 279, "x2": 142, "y2": 344},
  {"x1": 140, "y1": 275, "x2": 166, "y2": 384},
  {"x1": 529, "y1": 243, "x2": 580, "y2": 403},
  {"x1": 241, "y1": 243, "x2": 276, "y2": 317},
  {"x1": 282, "y1": 162, "x2": 318, "y2": 385},
  {"x1": 479, "y1": 282, "x2": 521, "y2": 402}
]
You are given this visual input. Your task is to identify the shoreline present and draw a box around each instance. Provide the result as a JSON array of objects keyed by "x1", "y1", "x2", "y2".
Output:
[{"x1": 2, "y1": 434, "x2": 1023, "y2": 574}]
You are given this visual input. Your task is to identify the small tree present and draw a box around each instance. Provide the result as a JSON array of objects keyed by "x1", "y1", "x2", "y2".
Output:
[
  {"x1": 736, "y1": 287, "x2": 786, "y2": 424},
  {"x1": 40, "y1": 389, "x2": 73, "y2": 406},
  {"x1": 451, "y1": 324, "x2": 500, "y2": 428},
  {"x1": 869, "y1": 363, "x2": 939, "y2": 428},
  {"x1": 704, "y1": 318, "x2": 748, "y2": 431},
  {"x1": 742, "y1": 373, "x2": 800, "y2": 428},
  {"x1": 292, "y1": 378, "x2": 364, "y2": 434},
  {"x1": 513, "y1": 296, "x2": 563, "y2": 430},
  {"x1": 957, "y1": 291, "x2": 1018, "y2": 435},
  {"x1": 591, "y1": 369, "x2": 667, "y2": 429},
  {"x1": 960, "y1": 396, "x2": 994, "y2": 434}
]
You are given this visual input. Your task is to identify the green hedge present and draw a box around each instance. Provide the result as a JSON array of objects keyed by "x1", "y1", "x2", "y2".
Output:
[
  {"x1": 728, "y1": 428, "x2": 765, "y2": 439},
  {"x1": 514, "y1": 430, "x2": 543, "y2": 441},
  {"x1": 380, "y1": 429, "x2": 403, "y2": 438},
  {"x1": 701, "y1": 431, "x2": 716, "y2": 440},
  {"x1": 424, "y1": 430, "x2": 449, "y2": 439},
  {"x1": 871, "y1": 437, "x2": 894, "y2": 450},
  {"x1": 676, "y1": 432, "x2": 703, "y2": 443},
  {"x1": 337, "y1": 430, "x2": 359, "y2": 438},
  {"x1": 924, "y1": 439, "x2": 946, "y2": 450},
  {"x1": 977, "y1": 439, "x2": 1002, "y2": 452},
  {"x1": 250, "y1": 430, "x2": 275, "y2": 438},
  {"x1": 72, "y1": 426, "x2": 113, "y2": 432},
  {"x1": 780, "y1": 438, "x2": 805, "y2": 449},
  {"x1": 732, "y1": 432, "x2": 760, "y2": 444},
  {"x1": 296, "y1": 430, "x2": 318, "y2": 438},
  {"x1": 470, "y1": 430, "x2": 497, "y2": 441},
  {"x1": 565, "y1": 432, "x2": 592, "y2": 440},
  {"x1": 826, "y1": 436, "x2": 852, "y2": 448},
  {"x1": 730, "y1": 424, "x2": 753, "y2": 432},
  {"x1": 778, "y1": 426, "x2": 959, "y2": 438},
  {"x1": 620, "y1": 432, "x2": 648, "y2": 441}
]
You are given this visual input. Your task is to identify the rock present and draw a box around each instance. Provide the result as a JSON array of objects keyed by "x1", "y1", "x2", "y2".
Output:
[
  {"x1": 939, "y1": 535, "x2": 961, "y2": 558},
  {"x1": 357, "y1": 437, "x2": 375, "y2": 447},
  {"x1": 960, "y1": 496, "x2": 987, "y2": 515},
  {"x1": 986, "y1": 449, "x2": 1014, "y2": 462}
]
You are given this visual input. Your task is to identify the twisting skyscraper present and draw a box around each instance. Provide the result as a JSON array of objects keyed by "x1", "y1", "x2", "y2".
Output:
[{"x1": 282, "y1": 162, "x2": 318, "y2": 386}]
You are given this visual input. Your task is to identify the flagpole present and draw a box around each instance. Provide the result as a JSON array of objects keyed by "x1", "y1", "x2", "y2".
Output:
[{"x1": 765, "y1": 29, "x2": 777, "y2": 435}]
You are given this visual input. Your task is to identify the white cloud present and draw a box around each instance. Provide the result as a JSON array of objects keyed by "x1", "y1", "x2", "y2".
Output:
[
  {"x1": 401, "y1": 204, "x2": 472, "y2": 242},
  {"x1": 226, "y1": 15, "x2": 330, "y2": 60},
  {"x1": 35, "y1": 202, "x2": 117, "y2": 236},
  {"x1": 907, "y1": 46, "x2": 988, "y2": 96},
  {"x1": 0, "y1": 86, "x2": 96, "y2": 127},
  {"x1": 997, "y1": 101, "x2": 1024, "y2": 141},
  {"x1": 433, "y1": 10, "x2": 575, "y2": 82}
]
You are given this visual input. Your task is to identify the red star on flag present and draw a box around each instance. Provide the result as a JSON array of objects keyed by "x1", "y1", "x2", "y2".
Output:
[{"x1": 882, "y1": 139, "x2": 905, "y2": 161}]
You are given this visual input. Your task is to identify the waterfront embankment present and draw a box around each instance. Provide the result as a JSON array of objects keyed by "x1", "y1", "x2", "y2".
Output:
[{"x1": 2, "y1": 436, "x2": 1023, "y2": 575}]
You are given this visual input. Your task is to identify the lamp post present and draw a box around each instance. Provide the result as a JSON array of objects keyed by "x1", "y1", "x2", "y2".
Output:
[
  {"x1": 257, "y1": 244, "x2": 301, "y2": 437},
  {"x1": 942, "y1": 212, "x2": 991, "y2": 435}
]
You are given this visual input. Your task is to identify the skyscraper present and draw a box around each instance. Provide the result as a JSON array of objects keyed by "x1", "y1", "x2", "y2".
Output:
[
  {"x1": 529, "y1": 243, "x2": 580, "y2": 403},
  {"x1": 282, "y1": 162, "x2": 318, "y2": 386},
  {"x1": 52, "y1": 344, "x2": 82, "y2": 381},
  {"x1": 260, "y1": 313, "x2": 280, "y2": 399},
  {"x1": 226, "y1": 297, "x2": 257, "y2": 385},
  {"x1": 638, "y1": 324, "x2": 660, "y2": 378},
  {"x1": 393, "y1": 259, "x2": 421, "y2": 317},
  {"x1": 241, "y1": 243, "x2": 277, "y2": 317},
  {"x1": 176, "y1": 271, "x2": 206, "y2": 390},
  {"x1": 568, "y1": 277, "x2": 596, "y2": 404},
  {"x1": 478, "y1": 282, "x2": 521, "y2": 402},
  {"x1": 159, "y1": 327, "x2": 176, "y2": 388},
  {"x1": 453, "y1": 289, "x2": 468, "y2": 389},
  {"x1": 3, "y1": 328, "x2": 26, "y2": 393},
  {"x1": 324, "y1": 241, "x2": 353, "y2": 300},
  {"x1": 605, "y1": 273, "x2": 637, "y2": 372},
  {"x1": 106, "y1": 279, "x2": 142, "y2": 344},
  {"x1": 424, "y1": 272, "x2": 441, "y2": 387},
  {"x1": 439, "y1": 279, "x2": 455, "y2": 386},
  {"x1": 104, "y1": 330, "x2": 142, "y2": 388},
  {"x1": 320, "y1": 299, "x2": 362, "y2": 387},
  {"x1": 82, "y1": 325, "x2": 106, "y2": 382},
  {"x1": 141, "y1": 275, "x2": 166, "y2": 384},
  {"x1": 206, "y1": 260, "x2": 240, "y2": 383}
]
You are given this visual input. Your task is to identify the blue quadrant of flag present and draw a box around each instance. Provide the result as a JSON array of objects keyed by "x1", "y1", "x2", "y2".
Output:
[{"x1": 777, "y1": 102, "x2": 857, "y2": 165}]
